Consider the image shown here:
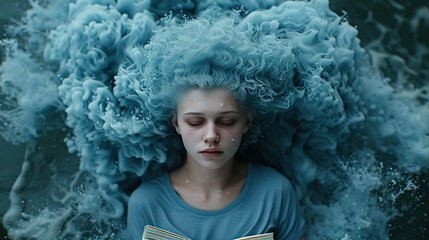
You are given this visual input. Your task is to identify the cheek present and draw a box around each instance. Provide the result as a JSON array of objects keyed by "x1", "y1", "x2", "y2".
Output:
[
  {"x1": 178, "y1": 126, "x2": 200, "y2": 142},
  {"x1": 229, "y1": 137, "x2": 242, "y2": 149},
  {"x1": 224, "y1": 128, "x2": 245, "y2": 143}
]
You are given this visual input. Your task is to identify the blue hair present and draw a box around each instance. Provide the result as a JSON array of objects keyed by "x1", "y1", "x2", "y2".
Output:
[
  {"x1": 135, "y1": 18, "x2": 296, "y2": 150},
  {"x1": 1, "y1": 0, "x2": 428, "y2": 239}
]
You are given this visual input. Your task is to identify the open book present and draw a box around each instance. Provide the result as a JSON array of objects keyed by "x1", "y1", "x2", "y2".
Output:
[{"x1": 142, "y1": 225, "x2": 274, "y2": 240}]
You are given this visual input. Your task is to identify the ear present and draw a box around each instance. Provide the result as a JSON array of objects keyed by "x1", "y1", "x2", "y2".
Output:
[
  {"x1": 244, "y1": 111, "x2": 255, "y2": 133},
  {"x1": 172, "y1": 114, "x2": 181, "y2": 134}
]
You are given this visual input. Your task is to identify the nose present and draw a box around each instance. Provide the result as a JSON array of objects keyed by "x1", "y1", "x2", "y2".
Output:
[{"x1": 203, "y1": 122, "x2": 219, "y2": 143}]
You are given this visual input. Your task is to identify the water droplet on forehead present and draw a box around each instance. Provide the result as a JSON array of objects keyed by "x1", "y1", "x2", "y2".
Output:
[{"x1": 220, "y1": 103, "x2": 224, "y2": 106}]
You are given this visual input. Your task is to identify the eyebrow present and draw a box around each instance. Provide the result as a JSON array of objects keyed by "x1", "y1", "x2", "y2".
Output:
[{"x1": 183, "y1": 111, "x2": 240, "y2": 116}]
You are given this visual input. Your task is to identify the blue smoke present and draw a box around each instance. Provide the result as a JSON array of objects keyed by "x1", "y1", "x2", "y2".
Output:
[{"x1": 0, "y1": 0, "x2": 428, "y2": 239}]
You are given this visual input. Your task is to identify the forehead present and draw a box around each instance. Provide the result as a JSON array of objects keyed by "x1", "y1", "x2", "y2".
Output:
[{"x1": 177, "y1": 88, "x2": 241, "y2": 114}]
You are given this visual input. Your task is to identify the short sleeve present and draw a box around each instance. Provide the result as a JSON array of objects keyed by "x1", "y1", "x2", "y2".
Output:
[
  {"x1": 127, "y1": 187, "x2": 148, "y2": 240},
  {"x1": 276, "y1": 179, "x2": 306, "y2": 240}
]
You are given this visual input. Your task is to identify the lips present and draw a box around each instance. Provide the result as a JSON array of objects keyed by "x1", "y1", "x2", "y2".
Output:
[{"x1": 199, "y1": 149, "x2": 223, "y2": 155}]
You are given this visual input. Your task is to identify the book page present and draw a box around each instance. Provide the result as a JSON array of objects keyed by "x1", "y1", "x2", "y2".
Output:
[
  {"x1": 142, "y1": 225, "x2": 273, "y2": 240},
  {"x1": 234, "y1": 232, "x2": 274, "y2": 240},
  {"x1": 142, "y1": 225, "x2": 190, "y2": 240}
]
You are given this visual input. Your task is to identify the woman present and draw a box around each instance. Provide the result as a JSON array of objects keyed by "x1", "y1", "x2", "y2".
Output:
[
  {"x1": 127, "y1": 17, "x2": 306, "y2": 239},
  {"x1": 127, "y1": 87, "x2": 306, "y2": 239}
]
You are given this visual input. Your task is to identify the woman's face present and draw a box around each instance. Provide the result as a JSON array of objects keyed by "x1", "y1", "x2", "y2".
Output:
[{"x1": 174, "y1": 88, "x2": 251, "y2": 170}]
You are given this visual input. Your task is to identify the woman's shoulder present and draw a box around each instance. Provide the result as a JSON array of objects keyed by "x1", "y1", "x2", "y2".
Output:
[
  {"x1": 249, "y1": 162, "x2": 294, "y2": 189},
  {"x1": 250, "y1": 162, "x2": 286, "y2": 178},
  {"x1": 129, "y1": 173, "x2": 169, "y2": 204}
]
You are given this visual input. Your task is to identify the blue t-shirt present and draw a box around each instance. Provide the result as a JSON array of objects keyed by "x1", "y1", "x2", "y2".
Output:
[{"x1": 127, "y1": 163, "x2": 306, "y2": 240}]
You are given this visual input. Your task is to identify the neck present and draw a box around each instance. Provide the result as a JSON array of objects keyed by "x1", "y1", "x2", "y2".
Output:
[
  {"x1": 169, "y1": 155, "x2": 248, "y2": 210},
  {"x1": 186, "y1": 158, "x2": 235, "y2": 190},
  {"x1": 173, "y1": 154, "x2": 247, "y2": 192}
]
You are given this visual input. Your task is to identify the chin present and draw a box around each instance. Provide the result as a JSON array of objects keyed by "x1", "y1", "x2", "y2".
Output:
[{"x1": 197, "y1": 158, "x2": 231, "y2": 170}]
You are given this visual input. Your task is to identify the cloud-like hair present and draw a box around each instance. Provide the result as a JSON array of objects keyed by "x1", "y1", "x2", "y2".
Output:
[
  {"x1": 129, "y1": 17, "x2": 296, "y2": 149},
  {"x1": 1, "y1": 0, "x2": 428, "y2": 239}
]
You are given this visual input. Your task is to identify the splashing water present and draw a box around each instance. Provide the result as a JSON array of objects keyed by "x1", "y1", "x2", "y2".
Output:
[{"x1": 0, "y1": 0, "x2": 428, "y2": 239}]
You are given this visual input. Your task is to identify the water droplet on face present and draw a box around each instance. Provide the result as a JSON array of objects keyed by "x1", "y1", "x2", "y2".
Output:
[
  {"x1": 185, "y1": 179, "x2": 189, "y2": 183},
  {"x1": 231, "y1": 138, "x2": 235, "y2": 141},
  {"x1": 220, "y1": 103, "x2": 224, "y2": 106}
]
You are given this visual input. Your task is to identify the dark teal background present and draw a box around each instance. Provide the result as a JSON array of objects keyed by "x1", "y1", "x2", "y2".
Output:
[{"x1": 0, "y1": 0, "x2": 428, "y2": 239}]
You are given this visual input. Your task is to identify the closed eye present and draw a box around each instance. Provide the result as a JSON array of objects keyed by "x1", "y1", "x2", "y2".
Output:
[
  {"x1": 187, "y1": 122, "x2": 203, "y2": 127},
  {"x1": 217, "y1": 118, "x2": 237, "y2": 126},
  {"x1": 185, "y1": 119, "x2": 204, "y2": 127}
]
